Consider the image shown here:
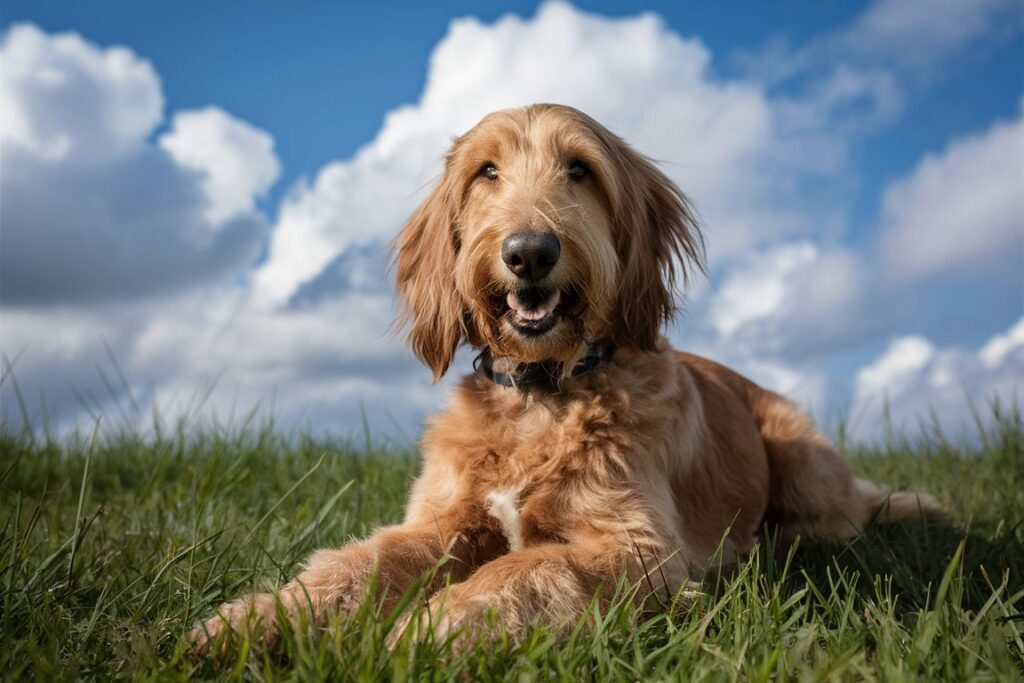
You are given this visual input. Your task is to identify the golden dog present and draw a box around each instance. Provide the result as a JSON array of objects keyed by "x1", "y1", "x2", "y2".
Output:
[{"x1": 193, "y1": 103, "x2": 943, "y2": 651}]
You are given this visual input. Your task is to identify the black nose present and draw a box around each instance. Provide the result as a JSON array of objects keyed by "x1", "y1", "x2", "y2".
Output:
[{"x1": 501, "y1": 231, "x2": 561, "y2": 281}]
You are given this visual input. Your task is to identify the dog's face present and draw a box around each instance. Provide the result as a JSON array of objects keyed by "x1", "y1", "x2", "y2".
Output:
[{"x1": 395, "y1": 104, "x2": 702, "y2": 379}]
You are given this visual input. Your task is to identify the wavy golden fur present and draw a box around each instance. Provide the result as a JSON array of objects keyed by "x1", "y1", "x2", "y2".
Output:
[{"x1": 193, "y1": 104, "x2": 944, "y2": 651}]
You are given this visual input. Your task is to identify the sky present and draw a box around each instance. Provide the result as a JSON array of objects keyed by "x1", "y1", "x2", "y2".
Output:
[{"x1": 1, "y1": 0, "x2": 1022, "y2": 444}]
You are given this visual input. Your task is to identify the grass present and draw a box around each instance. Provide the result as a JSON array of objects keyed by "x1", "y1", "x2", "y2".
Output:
[{"x1": 1, "y1": 407, "x2": 1022, "y2": 681}]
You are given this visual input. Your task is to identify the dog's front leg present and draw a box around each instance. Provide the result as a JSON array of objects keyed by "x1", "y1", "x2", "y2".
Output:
[
  {"x1": 392, "y1": 541, "x2": 647, "y2": 647},
  {"x1": 191, "y1": 522, "x2": 457, "y2": 653}
]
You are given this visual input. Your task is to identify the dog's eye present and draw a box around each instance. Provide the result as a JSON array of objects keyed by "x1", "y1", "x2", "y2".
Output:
[
  {"x1": 478, "y1": 163, "x2": 499, "y2": 181},
  {"x1": 567, "y1": 161, "x2": 589, "y2": 180}
]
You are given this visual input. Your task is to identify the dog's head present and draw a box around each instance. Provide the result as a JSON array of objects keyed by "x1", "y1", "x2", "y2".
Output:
[{"x1": 394, "y1": 104, "x2": 703, "y2": 380}]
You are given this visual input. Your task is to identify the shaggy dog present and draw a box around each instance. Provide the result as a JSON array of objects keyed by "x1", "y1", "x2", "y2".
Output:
[{"x1": 193, "y1": 103, "x2": 944, "y2": 651}]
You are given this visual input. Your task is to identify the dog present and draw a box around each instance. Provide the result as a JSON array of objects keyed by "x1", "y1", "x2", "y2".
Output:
[{"x1": 192, "y1": 103, "x2": 944, "y2": 651}]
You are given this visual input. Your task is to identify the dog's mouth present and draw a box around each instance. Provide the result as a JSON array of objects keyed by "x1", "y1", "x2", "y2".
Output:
[{"x1": 503, "y1": 288, "x2": 563, "y2": 336}]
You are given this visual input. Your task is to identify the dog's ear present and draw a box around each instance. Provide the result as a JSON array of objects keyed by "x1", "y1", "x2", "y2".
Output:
[
  {"x1": 393, "y1": 170, "x2": 464, "y2": 381},
  {"x1": 610, "y1": 146, "x2": 704, "y2": 350}
]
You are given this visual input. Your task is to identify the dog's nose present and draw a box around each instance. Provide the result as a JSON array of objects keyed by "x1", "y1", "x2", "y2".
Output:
[{"x1": 501, "y1": 231, "x2": 561, "y2": 281}]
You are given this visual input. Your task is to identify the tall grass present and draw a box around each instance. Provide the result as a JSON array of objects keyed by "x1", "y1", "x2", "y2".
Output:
[{"x1": 1, "y1": 406, "x2": 1022, "y2": 680}]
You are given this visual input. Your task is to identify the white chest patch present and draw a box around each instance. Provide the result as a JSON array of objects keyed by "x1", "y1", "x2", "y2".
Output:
[{"x1": 485, "y1": 489, "x2": 524, "y2": 551}]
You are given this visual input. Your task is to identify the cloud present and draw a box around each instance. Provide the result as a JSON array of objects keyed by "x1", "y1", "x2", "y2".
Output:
[
  {"x1": 980, "y1": 317, "x2": 1024, "y2": 368},
  {"x1": 744, "y1": 0, "x2": 1021, "y2": 85},
  {"x1": 851, "y1": 316, "x2": 1024, "y2": 440},
  {"x1": 879, "y1": 101, "x2": 1024, "y2": 283},
  {"x1": 0, "y1": 23, "x2": 162, "y2": 162},
  {"x1": 159, "y1": 107, "x2": 280, "y2": 228},
  {"x1": 701, "y1": 241, "x2": 869, "y2": 359},
  {"x1": 664, "y1": 241, "x2": 868, "y2": 419},
  {"x1": 0, "y1": 23, "x2": 280, "y2": 305},
  {"x1": 1, "y1": 285, "x2": 436, "y2": 439},
  {"x1": 252, "y1": 0, "x2": 856, "y2": 308},
  {"x1": 836, "y1": 0, "x2": 1021, "y2": 71},
  {"x1": 667, "y1": 324, "x2": 832, "y2": 416},
  {"x1": 128, "y1": 289, "x2": 438, "y2": 438},
  {"x1": 855, "y1": 336, "x2": 937, "y2": 401},
  {"x1": 773, "y1": 65, "x2": 905, "y2": 139},
  {"x1": 0, "y1": 303, "x2": 150, "y2": 430},
  {"x1": 0, "y1": 148, "x2": 272, "y2": 304},
  {"x1": 710, "y1": 243, "x2": 819, "y2": 337}
]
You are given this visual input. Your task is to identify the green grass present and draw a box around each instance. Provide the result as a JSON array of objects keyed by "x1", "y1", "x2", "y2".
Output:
[{"x1": 1, "y1": 408, "x2": 1022, "y2": 681}]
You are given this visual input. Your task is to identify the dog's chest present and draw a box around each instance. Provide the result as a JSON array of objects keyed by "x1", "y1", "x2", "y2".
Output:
[
  {"x1": 476, "y1": 483, "x2": 566, "y2": 550},
  {"x1": 426, "y1": 375, "x2": 645, "y2": 551},
  {"x1": 468, "y1": 407, "x2": 631, "y2": 549}
]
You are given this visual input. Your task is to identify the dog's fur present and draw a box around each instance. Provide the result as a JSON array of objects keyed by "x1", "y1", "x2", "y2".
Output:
[{"x1": 193, "y1": 104, "x2": 944, "y2": 651}]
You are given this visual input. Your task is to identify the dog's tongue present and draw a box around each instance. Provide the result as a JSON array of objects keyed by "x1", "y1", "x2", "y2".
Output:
[{"x1": 507, "y1": 290, "x2": 560, "y2": 321}]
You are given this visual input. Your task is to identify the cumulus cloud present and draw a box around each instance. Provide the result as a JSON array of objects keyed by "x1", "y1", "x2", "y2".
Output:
[
  {"x1": 856, "y1": 336, "x2": 937, "y2": 402},
  {"x1": 980, "y1": 317, "x2": 1024, "y2": 368},
  {"x1": 710, "y1": 243, "x2": 819, "y2": 337},
  {"x1": 879, "y1": 101, "x2": 1024, "y2": 283},
  {"x1": 0, "y1": 23, "x2": 162, "y2": 162},
  {"x1": 0, "y1": 23, "x2": 279, "y2": 305},
  {"x1": 851, "y1": 316, "x2": 1024, "y2": 440},
  {"x1": 664, "y1": 241, "x2": 867, "y2": 418},
  {"x1": 159, "y1": 107, "x2": 280, "y2": 228},
  {"x1": 701, "y1": 241, "x2": 869, "y2": 359}
]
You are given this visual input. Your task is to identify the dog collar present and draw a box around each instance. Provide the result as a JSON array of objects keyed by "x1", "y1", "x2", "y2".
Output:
[{"x1": 474, "y1": 344, "x2": 615, "y2": 391}]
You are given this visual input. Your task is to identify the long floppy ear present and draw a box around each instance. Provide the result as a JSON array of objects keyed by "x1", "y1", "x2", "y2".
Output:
[
  {"x1": 610, "y1": 145, "x2": 704, "y2": 350},
  {"x1": 392, "y1": 174, "x2": 464, "y2": 380}
]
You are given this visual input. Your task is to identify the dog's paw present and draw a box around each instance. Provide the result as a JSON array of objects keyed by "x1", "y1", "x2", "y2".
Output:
[
  {"x1": 387, "y1": 589, "x2": 491, "y2": 651},
  {"x1": 189, "y1": 617, "x2": 226, "y2": 657},
  {"x1": 190, "y1": 593, "x2": 278, "y2": 657}
]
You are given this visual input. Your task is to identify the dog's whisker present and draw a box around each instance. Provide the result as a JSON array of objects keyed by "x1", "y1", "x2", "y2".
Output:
[{"x1": 531, "y1": 204, "x2": 560, "y2": 233}]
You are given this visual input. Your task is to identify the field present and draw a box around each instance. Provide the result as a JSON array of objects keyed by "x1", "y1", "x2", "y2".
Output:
[{"x1": 1, "y1": 407, "x2": 1023, "y2": 681}]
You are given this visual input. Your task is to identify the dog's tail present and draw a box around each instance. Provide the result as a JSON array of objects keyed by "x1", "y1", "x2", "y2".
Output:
[{"x1": 855, "y1": 478, "x2": 947, "y2": 526}]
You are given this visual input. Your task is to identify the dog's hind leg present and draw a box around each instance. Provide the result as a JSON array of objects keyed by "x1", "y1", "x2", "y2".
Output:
[{"x1": 752, "y1": 389, "x2": 944, "y2": 544}]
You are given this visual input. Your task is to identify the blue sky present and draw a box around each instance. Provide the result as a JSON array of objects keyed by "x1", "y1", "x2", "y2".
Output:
[{"x1": 1, "y1": 0, "x2": 1022, "y2": 442}]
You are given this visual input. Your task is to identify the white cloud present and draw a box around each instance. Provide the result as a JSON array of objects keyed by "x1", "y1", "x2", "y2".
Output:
[
  {"x1": 1, "y1": 286, "x2": 438, "y2": 439},
  {"x1": 127, "y1": 289, "x2": 439, "y2": 438},
  {"x1": 710, "y1": 243, "x2": 818, "y2": 336},
  {"x1": 745, "y1": 0, "x2": 1021, "y2": 85},
  {"x1": 666, "y1": 325, "x2": 832, "y2": 417},
  {"x1": 980, "y1": 317, "x2": 1024, "y2": 368},
  {"x1": 673, "y1": 241, "x2": 868, "y2": 420},
  {"x1": 774, "y1": 65, "x2": 905, "y2": 139},
  {"x1": 0, "y1": 24, "x2": 280, "y2": 304},
  {"x1": 745, "y1": 359, "x2": 831, "y2": 415},
  {"x1": 879, "y1": 101, "x2": 1024, "y2": 283},
  {"x1": 851, "y1": 317, "x2": 1024, "y2": 440},
  {"x1": 837, "y1": 0, "x2": 1020, "y2": 70},
  {"x1": 0, "y1": 304, "x2": 148, "y2": 429},
  {"x1": 703, "y1": 241, "x2": 868, "y2": 359},
  {"x1": 159, "y1": 107, "x2": 280, "y2": 227},
  {"x1": 0, "y1": 23, "x2": 162, "y2": 162},
  {"x1": 253, "y1": 0, "x2": 853, "y2": 307},
  {"x1": 855, "y1": 336, "x2": 936, "y2": 400}
]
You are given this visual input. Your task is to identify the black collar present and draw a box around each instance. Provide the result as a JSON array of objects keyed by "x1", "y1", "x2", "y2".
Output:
[{"x1": 474, "y1": 344, "x2": 615, "y2": 391}]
